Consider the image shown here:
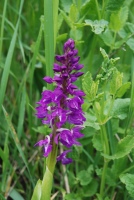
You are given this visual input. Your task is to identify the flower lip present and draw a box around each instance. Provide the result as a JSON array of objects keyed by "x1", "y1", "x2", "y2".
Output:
[
  {"x1": 57, "y1": 150, "x2": 73, "y2": 165},
  {"x1": 43, "y1": 76, "x2": 53, "y2": 84}
]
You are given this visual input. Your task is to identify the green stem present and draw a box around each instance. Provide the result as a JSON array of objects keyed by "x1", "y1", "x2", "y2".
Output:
[
  {"x1": 95, "y1": 0, "x2": 101, "y2": 20},
  {"x1": 100, "y1": 125, "x2": 110, "y2": 198},
  {"x1": 41, "y1": 124, "x2": 58, "y2": 200},
  {"x1": 125, "y1": 56, "x2": 134, "y2": 135}
]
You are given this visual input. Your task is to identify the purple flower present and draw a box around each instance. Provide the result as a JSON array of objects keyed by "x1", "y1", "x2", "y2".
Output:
[
  {"x1": 34, "y1": 135, "x2": 52, "y2": 157},
  {"x1": 35, "y1": 39, "x2": 85, "y2": 164},
  {"x1": 57, "y1": 150, "x2": 72, "y2": 165}
]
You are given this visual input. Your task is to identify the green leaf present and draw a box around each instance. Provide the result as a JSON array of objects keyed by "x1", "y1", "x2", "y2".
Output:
[
  {"x1": 41, "y1": 167, "x2": 53, "y2": 200},
  {"x1": 83, "y1": 180, "x2": 98, "y2": 197},
  {"x1": 84, "y1": 111, "x2": 100, "y2": 130},
  {"x1": 85, "y1": 19, "x2": 108, "y2": 34},
  {"x1": 111, "y1": 98, "x2": 130, "y2": 119},
  {"x1": 109, "y1": 70, "x2": 123, "y2": 96},
  {"x1": 2, "y1": 107, "x2": 34, "y2": 186},
  {"x1": 60, "y1": 0, "x2": 73, "y2": 13},
  {"x1": 92, "y1": 133, "x2": 103, "y2": 151},
  {"x1": 102, "y1": 135, "x2": 134, "y2": 160},
  {"x1": 99, "y1": 28, "x2": 114, "y2": 47},
  {"x1": 60, "y1": 9, "x2": 73, "y2": 28},
  {"x1": 9, "y1": 189, "x2": 24, "y2": 200},
  {"x1": 120, "y1": 173, "x2": 134, "y2": 198},
  {"x1": 82, "y1": 72, "x2": 99, "y2": 102},
  {"x1": 65, "y1": 193, "x2": 82, "y2": 200},
  {"x1": 106, "y1": 0, "x2": 126, "y2": 11},
  {"x1": 109, "y1": 6, "x2": 128, "y2": 32},
  {"x1": 116, "y1": 82, "x2": 131, "y2": 97},
  {"x1": 69, "y1": 4, "x2": 79, "y2": 23},
  {"x1": 118, "y1": 22, "x2": 134, "y2": 51},
  {"x1": 0, "y1": 0, "x2": 24, "y2": 114},
  {"x1": 77, "y1": 165, "x2": 93, "y2": 186},
  {"x1": 31, "y1": 180, "x2": 42, "y2": 200}
]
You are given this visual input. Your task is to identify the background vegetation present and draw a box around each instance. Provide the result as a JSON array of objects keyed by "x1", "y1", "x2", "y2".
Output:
[{"x1": 0, "y1": 0, "x2": 134, "y2": 199}]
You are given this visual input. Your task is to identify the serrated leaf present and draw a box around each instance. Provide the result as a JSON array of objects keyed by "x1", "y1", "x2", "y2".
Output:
[
  {"x1": 106, "y1": 0, "x2": 126, "y2": 11},
  {"x1": 116, "y1": 82, "x2": 131, "y2": 97},
  {"x1": 82, "y1": 72, "x2": 99, "y2": 102},
  {"x1": 110, "y1": 6, "x2": 128, "y2": 32},
  {"x1": 77, "y1": 165, "x2": 93, "y2": 186},
  {"x1": 102, "y1": 135, "x2": 134, "y2": 160},
  {"x1": 69, "y1": 4, "x2": 79, "y2": 23},
  {"x1": 85, "y1": 19, "x2": 108, "y2": 34},
  {"x1": 120, "y1": 173, "x2": 134, "y2": 198},
  {"x1": 110, "y1": 70, "x2": 123, "y2": 96},
  {"x1": 111, "y1": 98, "x2": 130, "y2": 119},
  {"x1": 31, "y1": 180, "x2": 42, "y2": 200},
  {"x1": 92, "y1": 133, "x2": 103, "y2": 151}
]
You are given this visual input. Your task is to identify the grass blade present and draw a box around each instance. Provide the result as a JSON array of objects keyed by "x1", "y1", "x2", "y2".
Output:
[
  {"x1": 44, "y1": 0, "x2": 54, "y2": 81},
  {"x1": 0, "y1": 0, "x2": 8, "y2": 62},
  {"x1": 0, "y1": 0, "x2": 24, "y2": 114},
  {"x1": 2, "y1": 106, "x2": 34, "y2": 187}
]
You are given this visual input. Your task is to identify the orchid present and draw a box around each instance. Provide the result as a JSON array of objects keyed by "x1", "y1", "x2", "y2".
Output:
[{"x1": 35, "y1": 38, "x2": 85, "y2": 164}]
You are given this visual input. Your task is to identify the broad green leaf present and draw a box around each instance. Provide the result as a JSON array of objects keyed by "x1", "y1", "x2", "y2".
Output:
[
  {"x1": 31, "y1": 180, "x2": 42, "y2": 200},
  {"x1": 84, "y1": 111, "x2": 100, "y2": 130},
  {"x1": 111, "y1": 98, "x2": 130, "y2": 119},
  {"x1": 9, "y1": 189, "x2": 24, "y2": 200},
  {"x1": 110, "y1": 6, "x2": 128, "y2": 32},
  {"x1": 106, "y1": 0, "x2": 126, "y2": 11},
  {"x1": 82, "y1": 72, "x2": 99, "y2": 102},
  {"x1": 99, "y1": 28, "x2": 114, "y2": 47},
  {"x1": 116, "y1": 82, "x2": 131, "y2": 97},
  {"x1": 77, "y1": 165, "x2": 93, "y2": 186},
  {"x1": 102, "y1": 135, "x2": 134, "y2": 160},
  {"x1": 110, "y1": 70, "x2": 123, "y2": 96},
  {"x1": 83, "y1": 180, "x2": 98, "y2": 197},
  {"x1": 119, "y1": 22, "x2": 134, "y2": 51},
  {"x1": 69, "y1": 4, "x2": 79, "y2": 23},
  {"x1": 92, "y1": 133, "x2": 103, "y2": 151},
  {"x1": 41, "y1": 167, "x2": 53, "y2": 200},
  {"x1": 85, "y1": 19, "x2": 108, "y2": 34},
  {"x1": 70, "y1": 29, "x2": 83, "y2": 40},
  {"x1": 126, "y1": 38, "x2": 134, "y2": 52},
  {"x1": 120, "y1": 173, "x2": 134, "y2": 198}
]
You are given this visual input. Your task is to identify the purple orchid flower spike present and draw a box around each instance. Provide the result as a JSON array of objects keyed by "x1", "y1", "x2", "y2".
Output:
[{"x1": 35, "y1": 38, "x2": 85, "y2": 164}]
